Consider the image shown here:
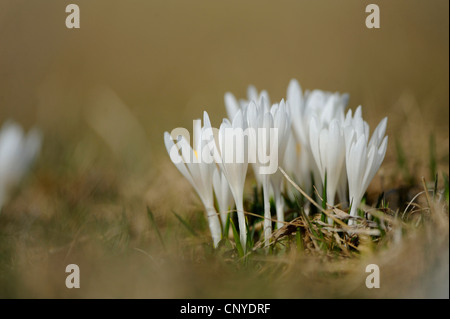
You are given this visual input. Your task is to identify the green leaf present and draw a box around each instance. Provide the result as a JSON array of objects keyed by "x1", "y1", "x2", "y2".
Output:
[
  {"x1": 433, "y1": 173, "x2": 439, "y2": 201},
  {"x1": 321, "y1": 171, "x2": 328, "y2": 223},
  {"x1": 375, "y1": 192, "x2": 384, "y2": 209},
  {"x1": 147, "y1": 207, "x2": 165, "y2": 249},
  {"x1": 296, "y1": 227, "x2": 303, "y2": 252},
  {"x1": 171, "y1": 210, "x2": 198, "y2": 237},
  {"x1": 230, "y1": 218, "x2": 244, "y2": 258},
  {"x1": 223, "y1": 212, "x2": 231, "y2": 240},
  {"x1": 300, "y1": 207, "x2": 324, "y2": 247}
]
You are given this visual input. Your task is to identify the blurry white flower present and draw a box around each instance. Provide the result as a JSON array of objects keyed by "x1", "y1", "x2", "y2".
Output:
[
  {"x1": 224, "y1": 85, "x2": 270, "y2": 122},
  {"x1": 283, "y1": 131, "x2": 302, "y2": 187},
  {"x1": 204, "y1": 110, "x2": 249, "y2": 251},
  {"x1": 283, "y1": 128, "x2": 312, "y2": 197},
  {"x1": 164, "y1": 116, "x2": 222, "y2": 247},
  {"x1": 339, "y1": 106, "x2": 369, "y2": 207},
  {"x1": 212, "y1": 167, "x2": 234, "y2": 229},
  {"x1": 0, "y1": 120, "x2": 42, "y2": 210},
  {"x1": 344, "y1": 107, "x2": 388, "y2": 223},
  {"x1": 247, "y1": 103, "x2": 273, "y2": 245},
  {"x1": 288, "y1": 79, "x2": 349, "y2": 194},
  {"x1": 267, "y1": 101, "x2": 291, "y2": 230},
  {"x1": 336, "y1": 161, "x2": 349, "y2": 208},
  {"x1": 309, "y1": 117, "x2": 346, "y2": 223},
  {"x1": 225, "y1": 86, "x2": 270, "y2": 188},
  {"x1": 247, "y1": 99, "x2": 290, "y2": 243}
]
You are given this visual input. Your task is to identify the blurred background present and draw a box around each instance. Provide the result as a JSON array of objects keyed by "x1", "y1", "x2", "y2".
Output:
[
  {"x1": 0, "y1": 0, "x2": 448, "y2": 298},
  {"x1": 1, "y1": 0, "x2": 448, "y2": 149}
]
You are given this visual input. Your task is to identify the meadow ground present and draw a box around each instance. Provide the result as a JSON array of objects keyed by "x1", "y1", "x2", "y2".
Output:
[{"x1": 0, "y1": 0, "x2": 448, "y2": 298}]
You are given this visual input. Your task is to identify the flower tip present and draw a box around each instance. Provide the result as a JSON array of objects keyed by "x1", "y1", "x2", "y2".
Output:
[
  {"x1": 355, "y1": 105, "x2": 363, "y2": 115},
  {"x1": 203, "y1": 111, "x2": 211, "y2": 125},
  {"x1": 232, "y1": 108, "x2": 243, "y2": 124},
  {"x1": 224, "y1": 91, "x2": 234, "y2": 99},
  {"x1": 288, "y1": 78, "x2": 300, "y2": 89},
  {"x1": 341, "y1": 93, "x2": 350, "y2": 105}
]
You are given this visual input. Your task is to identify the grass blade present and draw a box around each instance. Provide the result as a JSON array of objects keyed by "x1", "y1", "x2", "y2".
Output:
[
  {"x1": 443, "y1": 173, "x2": 449, "y2": 202},
  {"x1": 296, "y1": 227, "x2": 303, "y2": 252},
  {"x1": 223, "y1": 212, "x2": 231, "y2": 240},
  {"x1": 147, "y1": 207, "x2": 165, "y2": 249},
  {"x1": 433, "y1": 173, "x2": 438, "y2": 201},
  {"x1": 171, "y1": 210, "x2": 198, "y2": 237},
  {"x1": 321, "y1": 171, "x2": 328, "y2": 222},
  {"x1": 429, "y1": 133, "x2": 437, "y2": 181},
  {"x1": 230, "y1": 218, "x2": 244, "y2": 258},
  {"x1": 375, "y1": 192, "x2": 385, "y2": 209}
]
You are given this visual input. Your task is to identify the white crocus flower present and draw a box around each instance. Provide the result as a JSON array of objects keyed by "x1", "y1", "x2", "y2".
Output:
[
  {"x1": 336, "y1": 163, "x2": 349, "y2": 207},
  {"x1": 339, "y1": 106, "x2": 369, "y2": 207},
  {"x1": 225, "y1": 86, "x2": 270, "y2": 188},
  {"x1": 247, "y1": 103, "x2": 273, "y2": 245},
  {"x1": 268, "y1": 101, "x2": 291, "y2": 230},
  {"x1": 204, "y1": 110, "x2": 249, "y2": 252},
  {"x1": 309, "y1": 117, "x2": 346, "y2": 223},
  {"x1": 224, "y1": 85, "x2": 270, "y2": 122},
  {"x1": 344, "y1": 106, "x2": 370, "y2": 143},
  {"x1": 288, "y1": 79, "x2": 349, "y2": 195},
  {"x1": 164, "y1": 116, "x2": 222, "y2": 247},
  {"x1": 212, "y1": 167, "x2": 234, "y2": 229},
  {"x1": 345, "y1": 108, "x2": 388, "y2": 223},
  {"x1": 283, "y1": 130, "x2": 312, "y2": 201},
  {"x1": 247, "y1": 99, "x2": 290, "y2": 244},
  {"x1": 282, "y1": 131, "x2": 300, "y2": 186},
  {"x1": 0, "y1": 120, "x2": 42, "y2": 211}
]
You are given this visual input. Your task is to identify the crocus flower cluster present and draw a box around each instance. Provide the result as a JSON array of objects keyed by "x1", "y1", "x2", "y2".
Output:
[
  {"x1": 0, "y1": 120, "x2": 42, "y2": 211},
  {"x1": 164, "y1": 79, "x2": 388, "y2": 250}
]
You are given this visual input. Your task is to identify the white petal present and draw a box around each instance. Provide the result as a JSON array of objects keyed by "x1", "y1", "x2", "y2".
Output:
[
  {"x1": 178, "y1": 136, "x2": 202, "y2": 191},
  {"x1": 193, "y1": 118, "x2": 202, "y2": 156},
  {"x1": 318, "y1": 128, "x2": 329, "y2": 181},
  {"x1": 232, "y1": 109, "x2": 244, "y2": 129},
  {"x1": 0, "y1": 124, "x2": 24, "y2": 179},
  {"x1": 224, "y1": 92, "x2": 240, "y2": 121},
  {"x1": 327, "y1": 120, "x2": 345, "y2": 195},
  {"x1": 347, "y1": 135, "x2": 367, "y2": 201},
  {"x1": 246, "y1": 101, "x2": 258, "y2": 129},
  {"x1": 344, "y1": 108, "x2": 353, "y2": 126},
  {"x1": 259, "y1": 90, "x2": 270, "y2": 109},
  {"x1": 340, "y1": 93, "x2": 350, "y2": 109},
  {"x1": 164, "y1": 132, "x2": 195, "y2": 190},
  {"x1": 362, "y1": 144, "x2": 377, "y2": 193},
  {"x1": 247, "y1": 85, "x2": 258, "y2": 102},
  {"x1": 369, "y1": 117, "x2": 388, "y2": 148},
  {"x1": 309, "y1": 117, "x2": 321, "y2": 176}
]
